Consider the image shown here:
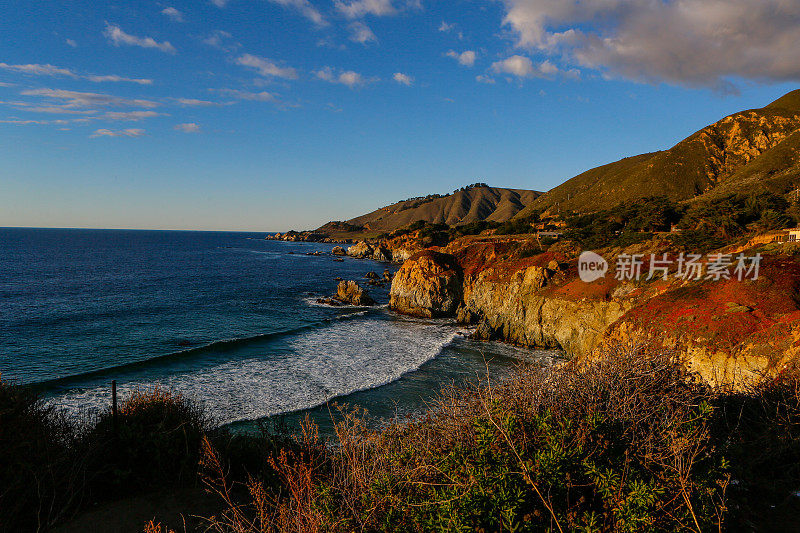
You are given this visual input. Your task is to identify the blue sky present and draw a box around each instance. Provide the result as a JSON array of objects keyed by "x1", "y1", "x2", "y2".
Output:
[{"x1": 1, "y1": 0, "x2": 799, "y2": 231}]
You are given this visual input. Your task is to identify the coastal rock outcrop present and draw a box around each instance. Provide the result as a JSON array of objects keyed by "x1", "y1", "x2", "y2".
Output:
[
  {"x1": 391, "y1": 248, "x2": 414, "y2": 263},
  {"x1": 389, "y1": 251, "x2": 462, "y2": 318},
  {"x1": 372, "y1": 246, "x2": 392, "y2": 262},
  {"x1": 336, "y1": 280, "x2": 375, "y2": 306},
  {"x1": 460, "y1": 266, "x2": 631, "y2": 357},
  {"x1": 332, "y1": 246, "x2": 346, "y2": 256},
  {"x1": 347, "y1": 241, "x2": 373, "y2": 259}
]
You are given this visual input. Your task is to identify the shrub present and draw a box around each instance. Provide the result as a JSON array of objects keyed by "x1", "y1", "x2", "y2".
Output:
[
  {"x1": 668, "y1": 230, "x2": 727, "y2": 253},
  {"x1": 199, "y1": 345, "x2": 785, "y2": 532},
  {"x1": 85, "y1": 387, "x2": 211, "y2": 498},
  {"x1": 495, "y1": 215, "x2": 539, "y2": 236},
  {"x1": 0, "y1": 376, "x2": 80, "y2": 532},
  {"x1": 451, "y1": 220, "x2": 498, "y2": 237}
]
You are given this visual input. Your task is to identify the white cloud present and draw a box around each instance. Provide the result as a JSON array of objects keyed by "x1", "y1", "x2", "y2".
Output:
[
  {"x1": 85, "y1": 74, "x2": 153, "y2": 85},
  {"x1": 0, "y1": 63, "x2": 77, "y2": 77},
  {"x1": 439, "y1": 21, "x2": 455, "y2": 32},
  {"x1": 102, "y1": 110, "x2": 161, "y2": 121},
  {"x1": 90, "y1": 128, "x2": 145, "y2": 138},
  {"x1": 161, "y1": 7, "x2": 184, "y2": 22},
  {"x1": 476, "y1": 75, "x2": 495, "y2": 84},
  {"x1": 103, "y1": 23, "x2": 176, "y2": 54},
  {"x1": 216, "y1": 89, "x2": 276, "y2": 102},
  {"x1": 446, "y1": 50, "x2": 476, "y2": 67},
  {"x1": 0, "y1": 100, "x2": 97, "y2": 115},
  {"x1": 235, "y1": 54, "x2": 298, "y2": 79},
  {"x1": 0, "y1": 119, "x2": 71, "y2": 125},
  {"x1": 66, "y1": 39, "x2": 77, "y2": 48},
  {"x1": 203, "y1": 30, "x2": 238, "y2": 51},
  {"x1": 21, "y1": 88, "x2": 161, "y2": 109},
  {"x1": 267, "y1": 0, "x2": 328, "y2": 26},
  {"x1": 348, "y1": 21, "x2": 377, "y2": 43},
  {"x1": 175, "y1": 122, "x2": 201, "y2": 133},
  {"x1": 0, "y1": 62, "x2": 152, "y2": 85},
  {"x1": 315, "y1": 67, "x2": 373, "y2": 88},
  {"x1": 177, "y1": 98, "x2": 219, "y2": 106},
  {"x1": 500, "y1": 0, "x2": 800, "y2": 89},
  {"x1": 210, "y1": 0, "x2": 229, "y2": 7},
  {"x1": 392, "y1": 72, "x2": 414, "y2": 86},
  {"x1": 488, "y1": 56, "x2": 570, "y2": 81},
  {"x1": 335, "y1": 0, "x2": 396, "y2": 18},
  {"x1": 338, "y1": 71, "x2": 364, "y2": 87},
  {"x1": 492, "y1": 55, "x2": 535, "y2": 77}
]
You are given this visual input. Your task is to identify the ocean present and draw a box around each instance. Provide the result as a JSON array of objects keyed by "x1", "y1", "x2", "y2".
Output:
[{"x1": 0, "y1": 228, "x2": 555, "y2": 431}]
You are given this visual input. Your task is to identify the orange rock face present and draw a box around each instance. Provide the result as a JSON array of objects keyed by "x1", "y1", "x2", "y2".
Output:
[
  {"x1": 390, "y1": 233, "x2": 800, "y2": 389},
  {"x1": 389, "y1": 250, "x2": 462, "y2": 318}
]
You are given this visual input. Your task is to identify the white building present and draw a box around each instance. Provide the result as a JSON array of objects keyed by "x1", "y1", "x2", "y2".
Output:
[{"x1": 773, "y1": 228, "x2": 800, "y2": 243}]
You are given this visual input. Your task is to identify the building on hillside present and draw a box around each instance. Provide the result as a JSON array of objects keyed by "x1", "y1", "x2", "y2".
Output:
[{"x1": 772, "y1": 228, "x2": 800, "y2": 243}]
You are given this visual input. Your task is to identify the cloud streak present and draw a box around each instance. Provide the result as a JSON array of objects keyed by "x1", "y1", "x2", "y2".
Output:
[
  {"x1": 21, "y1": 88, "x2": 161, "y2": 109},
  {"x1": 267, "y1": 0, "x2": 328, "y2": 26},
  {"x1": 315, "y1": 66, "x2": 374, "y2": 88},
  {"x1": 335, "y1": 0, "x2": 396, "y2": 19},
  {"x1": 234, "y1": 54, "x2": 299, "y2": 79},
  {"x1": 175, "y1": 122, "x2": 201, "y2": 133},
  {"x1": 103, "y1": 23, "x2": 176, "y2": 54},
  {"x1": 215, "y1": 89, "x2": 277, "y2": 102},
  {"x1": 161, "y1": 7, "x2": 184, "y2": 22},
  {"x1": 90, "y1": 128, "x2": 146, "y2": 138},
  {"x1": 0, "y1": 63, "x2": 76, "y2": 77},
  {"x1": 0, "y1": 62, "x2": 152, "y2": 84}
]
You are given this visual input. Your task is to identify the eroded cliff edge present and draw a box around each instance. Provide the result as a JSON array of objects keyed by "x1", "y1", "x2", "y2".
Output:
[{"x1": 389, "y1": 236, "x2": 800, "y2": 388}]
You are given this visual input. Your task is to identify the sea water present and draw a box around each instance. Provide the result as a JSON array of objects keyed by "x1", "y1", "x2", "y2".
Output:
[{"x1": 0, "y1": 228, "x2": 556, "y2": 431}]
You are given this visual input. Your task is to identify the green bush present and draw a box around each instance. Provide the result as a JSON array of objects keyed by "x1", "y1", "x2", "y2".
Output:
[
  {"x1": 495, "y1": 215, "x2": 539, "y2": 236},
  {"x1": 668, "y1": 230, "x2": 727, "y2": 253}
]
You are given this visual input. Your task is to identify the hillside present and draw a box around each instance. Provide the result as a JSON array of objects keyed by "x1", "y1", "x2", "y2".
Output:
[
  {"x1": 517, "y1": 89, "x2": 800, "y2": 217},
  {"x1": 322, "y1": 185, "x2": 541, "y2": 236}
]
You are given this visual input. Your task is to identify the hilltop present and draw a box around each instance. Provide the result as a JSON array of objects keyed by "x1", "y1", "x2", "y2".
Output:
[
  {"x1": 272, "y1": 184, "x2": 542, "y2": 241},
  {"x1": 341, "y1": 185, "x2": 541, "y2": 234},
  {"x1": 516, "y1": 89, "x2": 800, "y2": 217}
]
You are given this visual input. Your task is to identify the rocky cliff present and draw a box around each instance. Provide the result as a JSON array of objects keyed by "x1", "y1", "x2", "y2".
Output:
[{"x1": 389, "y1": 236, "x2": 800, "y2": 388}]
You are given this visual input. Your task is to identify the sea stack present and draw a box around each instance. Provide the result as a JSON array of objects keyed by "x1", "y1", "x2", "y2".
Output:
[{"x1": 389, "y1": 250, "x2": 462, "y2": 318}]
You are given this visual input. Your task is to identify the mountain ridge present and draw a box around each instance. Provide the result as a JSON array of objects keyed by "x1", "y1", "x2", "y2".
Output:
[
  {"x1": 515, "y1": 89, "x2": 800, "y2": 218},
  {"x1": 315, "y1": 185, "x2": 542, "y2": 237}
]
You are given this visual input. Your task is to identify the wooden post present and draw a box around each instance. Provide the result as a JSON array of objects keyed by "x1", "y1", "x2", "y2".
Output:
[{"x1": 112, "y1": 380, "x2": 118, "y2": 436}]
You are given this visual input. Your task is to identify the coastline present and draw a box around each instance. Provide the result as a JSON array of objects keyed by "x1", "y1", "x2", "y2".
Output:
[{"x1": 17, "y1": 232, "x2": 556, "y2": 431}]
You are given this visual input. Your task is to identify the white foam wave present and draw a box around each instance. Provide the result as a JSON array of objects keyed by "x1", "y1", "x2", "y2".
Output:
[{"x1": 50, "y1": 315, "x2": 459, "y2": 426}]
